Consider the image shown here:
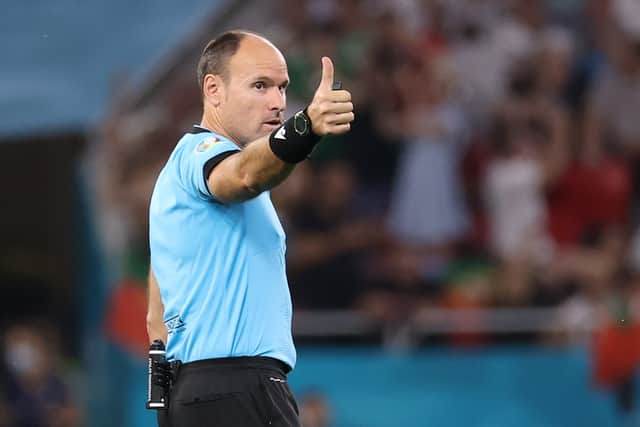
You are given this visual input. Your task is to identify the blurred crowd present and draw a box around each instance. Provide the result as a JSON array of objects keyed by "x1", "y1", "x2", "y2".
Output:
[{"x1": 96, "y1": 0, "x2": 640, "y2": 347}]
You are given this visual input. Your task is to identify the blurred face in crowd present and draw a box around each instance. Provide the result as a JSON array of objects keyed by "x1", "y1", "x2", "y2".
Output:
[
  {"x1": 4, "y1": 326, "x2": 48, "y2": 382},
  {"x1": 425, "y1": 59, "x2": 455, "y2": 105},
  {"x1": 514, "y1": 0, "x2": 545, "y2": 29},
  {"x1": 205, "y1": 35, "x2": 289, "y2": 146},
  {"x1": 538, "y1": 48, "x2": 572, "y2": 93},
  {"x1": 607, "y1": 30, "x2": 640, "y2": 76},
  {"x1": 509, "y1": 126, "x2": 543, "y2": 158},
  {"x1": 537, "y1": 30, "x2": 575, "y2": 94},
  {"x1": 299, "y1": 393, "x2": 332, "y2": 427},
  {"x1": 492, "y1": 115, "x2": 546, "y2": 160}
]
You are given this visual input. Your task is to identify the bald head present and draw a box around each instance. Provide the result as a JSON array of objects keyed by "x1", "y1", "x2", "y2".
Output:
[{"x1": 197, "y1": 30, "x2": 284, "y2": 92}]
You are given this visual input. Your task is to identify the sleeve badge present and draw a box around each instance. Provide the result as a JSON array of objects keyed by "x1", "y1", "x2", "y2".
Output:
[{"x1": 195, "y1": 136, "x2": 221, "y2": 153}]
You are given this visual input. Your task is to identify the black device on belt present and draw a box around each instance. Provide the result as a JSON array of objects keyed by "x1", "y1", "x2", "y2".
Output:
[{"x1": 146, "y1": 340, "x2": 181, "y2": 410}]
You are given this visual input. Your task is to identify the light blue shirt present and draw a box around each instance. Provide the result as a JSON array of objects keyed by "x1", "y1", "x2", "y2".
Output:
[{"x1": 149, "y1": 126, "x2": 296, "y2": 368}]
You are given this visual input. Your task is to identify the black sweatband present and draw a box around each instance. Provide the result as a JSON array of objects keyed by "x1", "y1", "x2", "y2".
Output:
[{"x1": 269, "y1": 109, "x2": 321, "y2": 163}]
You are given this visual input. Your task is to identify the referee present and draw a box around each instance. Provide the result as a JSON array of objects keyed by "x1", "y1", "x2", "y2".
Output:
[{"x1": 146, "y1": 30, "x2": 354, "y2": 427}]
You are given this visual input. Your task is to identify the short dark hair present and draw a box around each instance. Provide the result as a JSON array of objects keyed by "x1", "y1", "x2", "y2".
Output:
[{"x1": 196, "y1": 30, "x2": 265, "y2": 93}]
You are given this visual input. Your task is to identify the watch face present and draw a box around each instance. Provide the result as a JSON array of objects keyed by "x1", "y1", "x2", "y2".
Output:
[{"x1": 294, "y1": 112, "x2": 309, "y2": 136}]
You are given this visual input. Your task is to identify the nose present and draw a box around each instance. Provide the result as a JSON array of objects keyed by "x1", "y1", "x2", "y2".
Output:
[{"x1": 268, "y1": 87, "x2": 286, "y2": 112}]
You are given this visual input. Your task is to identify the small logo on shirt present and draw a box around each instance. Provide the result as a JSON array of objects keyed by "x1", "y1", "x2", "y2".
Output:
[
  {"x1": 274, "y1": 127, "x2": 286, "y2": 140},
  {"x1": 195, "y1": 137, "x2": 221, "y2": 153},
  {"x1": 165, "y1": 315, "x2": 186, "y2": 335}
]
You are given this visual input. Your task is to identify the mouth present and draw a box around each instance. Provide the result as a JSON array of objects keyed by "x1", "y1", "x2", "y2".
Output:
[{"x1": 263, "y1": 119, "x2": 282, "y2": 129}]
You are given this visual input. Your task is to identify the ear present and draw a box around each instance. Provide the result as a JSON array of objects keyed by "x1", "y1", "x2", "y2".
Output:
[{"x1": 203, "y1": 74, "x2": 224, "y2": 107}]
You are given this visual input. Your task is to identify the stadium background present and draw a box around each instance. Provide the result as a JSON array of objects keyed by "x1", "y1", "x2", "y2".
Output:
[{"x1": 1, "y1": 0, "x2": 640, "y2": 426}]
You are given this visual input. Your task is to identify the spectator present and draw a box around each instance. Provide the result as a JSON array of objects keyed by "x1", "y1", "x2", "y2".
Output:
[
  {"x1": 547, "y1": 115, "x2": 631, "y2": 248},
  {"x1": 483, "y1": 59, "x2": 570, "y2": 303},
  {"x1": 287, "y1": 161, "x2": 383, "y2": 309},
  {"x1": 536, "y1": 27, "x2": 577, "y2": 106},
  {"x1": 585, "y1": 26, "x2": 640, "y2": 156},
  {"x1": 299, "y1": 391, "x2": 333, "y2": 427},
  {"x1": 387, "y1": 57, "x2": 470, "y2": 250},
  {"x1": 584, "y1": 7, "x2": 640, "y2": 220},
  {"x1": 2, "y1": 323, "x2": 80, "y2": 427},
  {"x1": 382, "y1": 56, "x2": 470, "y2": 299}
]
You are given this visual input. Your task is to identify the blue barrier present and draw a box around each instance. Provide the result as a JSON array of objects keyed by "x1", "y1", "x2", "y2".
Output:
[{"x1": 290, "y1": 347, "x2": 630, "y2": 427}]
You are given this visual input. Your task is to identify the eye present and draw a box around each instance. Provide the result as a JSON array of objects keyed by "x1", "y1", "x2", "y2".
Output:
[{"x1": 254, "y1": 81, "x2": 266, "y2": 90}]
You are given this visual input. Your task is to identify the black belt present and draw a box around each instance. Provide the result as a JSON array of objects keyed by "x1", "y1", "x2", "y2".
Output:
[{"x1": 176, "y1": 356, "x2": 291, "y2": 377}]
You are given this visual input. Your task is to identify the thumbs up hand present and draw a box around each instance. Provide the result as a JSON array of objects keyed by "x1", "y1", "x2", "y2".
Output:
[{"x1": 306, "y1": 57, "x2": 354, "y2": 136}]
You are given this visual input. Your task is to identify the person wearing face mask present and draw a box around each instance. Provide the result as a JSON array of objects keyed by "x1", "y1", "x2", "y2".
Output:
[
  {"x1": 146, "y1": 30, "x2": 354, "y2": 427},
  {"x1": 2, "y1": 324, "x2": 79, "y2": 427}
]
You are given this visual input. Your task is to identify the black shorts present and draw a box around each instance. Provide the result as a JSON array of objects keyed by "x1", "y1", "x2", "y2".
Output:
[{"x1": 157, "y1": 356, "x2": 300, "y2": 427}]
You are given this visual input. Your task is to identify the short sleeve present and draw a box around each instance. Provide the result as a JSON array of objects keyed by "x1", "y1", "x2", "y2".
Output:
[{"x1": 178, "y1": 134, "x2": 240, "y2": 201}]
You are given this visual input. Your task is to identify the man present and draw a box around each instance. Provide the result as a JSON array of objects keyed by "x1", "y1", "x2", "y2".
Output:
[{"x1": 146, "y1": 30, "x2": 354, "y2": 427}]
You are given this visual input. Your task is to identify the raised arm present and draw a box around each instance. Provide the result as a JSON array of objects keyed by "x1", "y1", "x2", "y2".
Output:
[
  {"x1": 146, "y1": 267, "x2": 167, "y2": 345},
  {"x1": 208, "y1": 57, "x2": 354, "y2": 204}
]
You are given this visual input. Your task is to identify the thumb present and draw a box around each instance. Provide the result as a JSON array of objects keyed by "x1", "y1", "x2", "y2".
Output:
[{"x1": 317, "y1": 56, "x2": 334, "y2": 92}]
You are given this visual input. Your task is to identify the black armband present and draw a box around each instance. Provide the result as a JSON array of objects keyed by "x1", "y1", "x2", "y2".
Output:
[{"x1": 269, "y1": 109, "x2": 321, "y2": 163}]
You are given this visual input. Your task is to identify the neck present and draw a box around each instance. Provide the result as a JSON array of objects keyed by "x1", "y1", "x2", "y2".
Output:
[{"x1": 200, "y1": 109, "x2": 242, "y2": 146}]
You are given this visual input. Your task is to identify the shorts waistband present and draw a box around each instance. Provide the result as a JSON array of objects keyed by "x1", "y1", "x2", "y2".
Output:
[{"x1": 177, "y1": 356, "x2": 291, "y2": 375}]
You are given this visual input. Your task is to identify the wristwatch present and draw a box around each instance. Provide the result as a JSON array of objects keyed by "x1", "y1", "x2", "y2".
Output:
[{"x1": 293, "y1": 110, "x2": 311, "y2": 136}]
